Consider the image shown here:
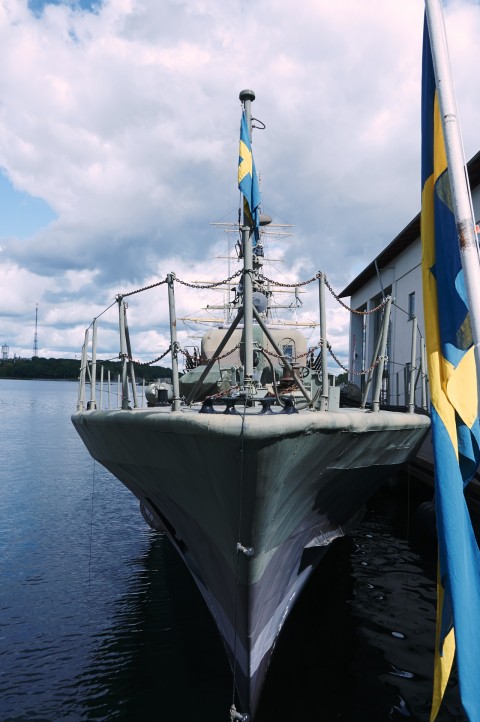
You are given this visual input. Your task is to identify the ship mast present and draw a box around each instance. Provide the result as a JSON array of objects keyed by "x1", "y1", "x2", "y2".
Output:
[
  {"x1": 425, "y1": 0, "x2": 480, "y2": 389},
  {"x1": 239, "y1": 89, "x2": 256, "y2": 393}
]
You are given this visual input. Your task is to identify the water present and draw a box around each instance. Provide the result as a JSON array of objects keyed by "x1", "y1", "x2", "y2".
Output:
[
  {"x1": 0, "y1": 380, "x2": 230, "y2": 721},
  {"x1": 0, "y1": 379, "x2": 465, "y2": 721}
]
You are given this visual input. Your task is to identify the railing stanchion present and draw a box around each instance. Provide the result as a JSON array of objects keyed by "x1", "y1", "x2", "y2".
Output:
[
  {"x1": 167, "y1": 273, "x2": 181, "y2": 411},
  {"x1": 318, "y1": 272, "x2": 329, "y2": 411},
  {"x1": 408, "y1": 317, "x2": 417, "y2": 413},
  {"x1": 77, "y1": 328, "x2": 89, "y2": 411},
  {"x1": 421, "y1": 339, "x2": 428, "y2": 410},
  {"x1": 124, "y1": 306, "x2": 138, "y2": 408},
  {"x1": 372, "y1": 296, "x2": 392, "y2": 412},
  {"x1": 99, "y1": 365, "x2": 104, "y2": 410},
  {"x1": 118, "y1": 296, "x2": 131, "y2": 410},
  {"x1": 88, "y1": 318, "x2": 98, "y2": 410}
]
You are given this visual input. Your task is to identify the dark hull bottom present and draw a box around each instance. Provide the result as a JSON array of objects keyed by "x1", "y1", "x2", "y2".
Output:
[{"x1": 139, "y1": 465, "x2": 383, "y2": 715}]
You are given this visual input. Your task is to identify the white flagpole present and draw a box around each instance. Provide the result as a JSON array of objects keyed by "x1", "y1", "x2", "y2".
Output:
[{"x1": 425, "y1": 0, "x2": 480, "y2": 385}]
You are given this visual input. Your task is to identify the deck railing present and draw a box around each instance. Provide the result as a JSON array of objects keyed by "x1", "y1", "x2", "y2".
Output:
[{"x1": 75, "y1": 271, "x2": 426, "y2": 413}]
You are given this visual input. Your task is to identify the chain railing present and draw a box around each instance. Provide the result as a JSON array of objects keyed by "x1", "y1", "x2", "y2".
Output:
[
  {"x1": 95, "y1": 268, "x2": 388, "y2": 329},
  {"x1": 326, "y1": 342, "x2": 385, "y2": 377},
  {"x1": 77, "y1": 267, "x2": 418, "y2": 412},
  {"x1": 255, "y1": 271, "x2": 388, "y2": 316},
  {"x1": 120, "y1": 277, "x2": 169, "y2": 298},
  {"x1": 322, "y1": 276, "x2": 388, "y2": 315},
  {"x1": 256, "y1": 272, "x2": 320, "y2": 288},
  {"x1": 137, "y1": 346, "x2": 173, "y2": 366},
  {"x1": 175, "y1": 270, "x2": 242, "y2": 289}
]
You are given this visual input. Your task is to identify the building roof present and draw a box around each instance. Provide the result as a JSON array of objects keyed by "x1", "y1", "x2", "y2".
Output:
[{"x1": 339, "y1": 150, "x2": 480, "y2": 298}]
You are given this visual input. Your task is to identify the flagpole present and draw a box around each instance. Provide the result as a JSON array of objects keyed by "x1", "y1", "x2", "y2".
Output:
[
  {"x1": 425, "y1": 0, "x2": 480, "y2": 386},
  {"x1": 239, "y1": 89, "x2": 256, "y2": 391}
]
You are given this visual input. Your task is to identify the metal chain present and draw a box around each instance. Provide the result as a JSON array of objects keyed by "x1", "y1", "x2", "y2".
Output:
[
  {"x1": 297, "y1": 342, "x2": 322, "y2": 360},
  {"x1": 121, "y1": 277, "x2": 169, "y2": 298},
  {"x1": 132, "y1": 345, "x2": 173, "y2": 366},
  {"x1": 112, "y1": 270, "x2": 387, "y2": 321},
  {"x1": 256, "y1": 272, "x2": 320, "y2": 288},
  {"x1": 118, "y1": 270, "x2": 242, "y2": 301},
  {"x1": 205, "y1": 385, "x2": 241, "y2": 399},
  {"x1": 208, "y1": 343, "x2": 241, "y2": 361},
  {"x1": 256, "y1": 271, "x2": 387, "y2": 316},
  {"x1": 134, "y1": 342, "x2": 240, "y2": 369},
  {"x1": 132, "y1": 340, "x2": 382, "y2": 377},
  {"x1": 105, "y1": 268, "x2": 388, "y2": 380},
  {"x1": 323, "y1": 276, "x2": 388, "y2": 315},
  {"x1": 327, "y1": 342, "x2": 384, "y2": 376},
  {"x1": 175, "y1": 270, "x2": 242, "y2": 289},
  {"x1": 255, "y1": 345, "x2": 292, "y2": 361}
]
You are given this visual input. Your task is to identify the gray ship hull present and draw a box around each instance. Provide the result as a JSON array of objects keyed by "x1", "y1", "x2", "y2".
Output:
[{"x1": 72, "y1": 405, "x2": 429, "y2": 717}]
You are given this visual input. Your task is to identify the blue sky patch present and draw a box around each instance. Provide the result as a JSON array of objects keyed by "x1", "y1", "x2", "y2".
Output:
[
  {"x1": 0, "y1": 173, "x2": 57, "y2": 239},
  {"x1": 28, "y1": 0, "x2": 102, "y2": 15}
]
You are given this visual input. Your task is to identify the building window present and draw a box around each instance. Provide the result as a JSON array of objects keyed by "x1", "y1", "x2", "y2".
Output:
[
  {"x1": 282, "y1": 339, "x2": 295, "y2": 362},
  {"x1": 408, "y1": 291, "x2": 415, "y2": 321}
]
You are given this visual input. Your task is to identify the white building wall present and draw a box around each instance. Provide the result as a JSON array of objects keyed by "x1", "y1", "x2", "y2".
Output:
[
  {"x1": 350, "y1": 249, "x2": 424, "y2": 408},
  {"x1": 346, "y1": 178, "x2": 480, "y2": 408},
  {"x1": 389, "y1": 246, "x2": 423, "y2": 407}
]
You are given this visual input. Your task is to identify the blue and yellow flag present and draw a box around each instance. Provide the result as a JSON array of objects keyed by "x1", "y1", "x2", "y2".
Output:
[
  {"x1": 421, "y1": 20, "x2": 480, "y2": 722},
  {"x1": 238, "y1": 111, "x2": 261, "y2": 243}
]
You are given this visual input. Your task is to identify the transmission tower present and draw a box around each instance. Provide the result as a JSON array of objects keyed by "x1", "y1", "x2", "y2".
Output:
[{"x1": 33, "y1": 303, "x2": 38, "y2": 359}]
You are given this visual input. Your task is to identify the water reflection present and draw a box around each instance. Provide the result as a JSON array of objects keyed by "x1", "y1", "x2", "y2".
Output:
[
  {"x1": 81, "y1": 491, "x2": 464, "y2": 722},
  {"x1": 76, "y1": 532, "x2": 231, "y2": 722},
  {"x1": 256, "y1": 488, "x2": 467, "y2": 722}
]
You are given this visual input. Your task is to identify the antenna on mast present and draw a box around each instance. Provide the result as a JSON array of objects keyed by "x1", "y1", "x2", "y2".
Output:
[{"x1": 33, "y1": 303, "x2": 38, "y2": 359}]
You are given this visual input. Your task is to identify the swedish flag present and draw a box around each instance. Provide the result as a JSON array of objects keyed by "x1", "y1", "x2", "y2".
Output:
[
  {"x1": 421, "y1": 19, "x2": 480, "y2": 722},
  {"x1": 238, "y1": 111, "x2": 261, "y2": 243}
]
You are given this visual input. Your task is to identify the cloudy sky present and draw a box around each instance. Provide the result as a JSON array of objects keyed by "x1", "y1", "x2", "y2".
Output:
[{"x1": 0, "y1": 0, "x2": 479, "y2": 368}]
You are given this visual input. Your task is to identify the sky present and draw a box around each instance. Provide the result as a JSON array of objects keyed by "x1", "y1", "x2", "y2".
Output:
[{"x1": 0, "y1": 0, "x2": 479, "y2": 369}]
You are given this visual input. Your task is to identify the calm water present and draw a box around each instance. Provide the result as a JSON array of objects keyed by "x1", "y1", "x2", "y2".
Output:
[{"x1": 0, "y1": 379, "x2": 466, "y2": 721}]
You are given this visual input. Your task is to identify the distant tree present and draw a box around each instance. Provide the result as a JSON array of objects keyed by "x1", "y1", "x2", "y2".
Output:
[{"x1": 0, "y1": 357, "x2": 172, "y2": 382}]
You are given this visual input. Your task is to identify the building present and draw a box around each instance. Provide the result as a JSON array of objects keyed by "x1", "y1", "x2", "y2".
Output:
[{"x1": 339, "y1": 151, "x2": 480, "y2": 408}]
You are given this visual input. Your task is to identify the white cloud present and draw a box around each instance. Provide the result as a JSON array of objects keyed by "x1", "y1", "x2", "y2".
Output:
[{"x1": 0, "y1": 0, "x2": 479, "y2": 365}]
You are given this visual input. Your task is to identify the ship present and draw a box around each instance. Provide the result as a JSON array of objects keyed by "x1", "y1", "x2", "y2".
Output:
[{"x1": 71, "y1": 89, "x2": 430, "y2": 721}]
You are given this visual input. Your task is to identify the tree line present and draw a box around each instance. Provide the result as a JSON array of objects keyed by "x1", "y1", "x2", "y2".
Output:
[{"x1": 0, "y1": 357, "x2": 172, "y2": 382}]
